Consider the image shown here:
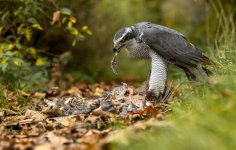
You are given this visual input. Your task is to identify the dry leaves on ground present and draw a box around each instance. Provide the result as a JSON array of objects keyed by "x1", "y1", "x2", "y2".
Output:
[{"x1": 0, "y1": 82, "x2": 177, "y2": 150}]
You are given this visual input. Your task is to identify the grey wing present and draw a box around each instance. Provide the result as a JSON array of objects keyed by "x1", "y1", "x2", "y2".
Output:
[{"x1": 138, "y1": 23, "x2": 211, "y2": 67}]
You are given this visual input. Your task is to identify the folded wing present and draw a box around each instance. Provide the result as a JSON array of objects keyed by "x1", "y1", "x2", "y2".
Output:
[{"x1": 136, "y1": 22, "x2": 212, "y2": 67}]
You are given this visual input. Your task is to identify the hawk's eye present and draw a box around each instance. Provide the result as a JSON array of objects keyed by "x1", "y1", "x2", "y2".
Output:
[{"x1": 120, "y1": 38, "x2": 125, "y2": 43}]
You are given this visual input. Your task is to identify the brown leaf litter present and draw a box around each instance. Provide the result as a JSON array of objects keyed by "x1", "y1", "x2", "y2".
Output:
[{"x1": 0, "y1": 82, "x2": 177, "y2": 150}]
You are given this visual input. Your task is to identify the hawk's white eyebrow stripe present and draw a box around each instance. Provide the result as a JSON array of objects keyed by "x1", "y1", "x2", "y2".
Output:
[
  {"x1": 114, "y1": 27, "x2": 135, "y2": 44},
  {"x1": 125, "y1": 27, "x2": 132, "y2": 33},
  {"x1": 116, "y1": 28, "x2": 130, "y2": 42}
]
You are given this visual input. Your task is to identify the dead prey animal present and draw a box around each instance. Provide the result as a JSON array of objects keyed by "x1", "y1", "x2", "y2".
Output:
[{"x1": 111, "y1": 52, "x2": 118, "y2": 74}]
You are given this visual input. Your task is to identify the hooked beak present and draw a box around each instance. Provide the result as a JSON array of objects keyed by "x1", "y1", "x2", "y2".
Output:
[{"x1": 113, "y1": 44, "x2": 124, "y2": 53}]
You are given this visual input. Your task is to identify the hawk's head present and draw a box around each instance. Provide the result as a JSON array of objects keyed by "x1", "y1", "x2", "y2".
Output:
[{"x1": 113, "y1": 27, "x2": 136, "y2": 53}]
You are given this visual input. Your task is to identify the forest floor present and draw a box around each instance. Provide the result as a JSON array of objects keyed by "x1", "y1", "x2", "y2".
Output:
[
  {"x1": 1, "y1": 48, "x2": 236, "y2": 150},
  {"x1": 0, "y1": 80, "x2": 175, "y2": 150}
]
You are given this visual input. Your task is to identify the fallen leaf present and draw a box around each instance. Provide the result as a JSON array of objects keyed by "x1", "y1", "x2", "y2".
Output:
[
  {"x1": 35, "y1": 144, "x2": 52, "y2": 150},
  {"x1": 25, "y1": 110, "x2": 47, "y2": 122},
  {"x1": 67, "y1": 86, "x2": 82, "y2": 96},
  {"x1": 51, "y1": 11, "x2": 60, "y2": 25},
  {"x1": 58, "y1": 116, "x2": 76, "y2": 127},
  {"x1": 34, "y1": 92, "x2": 46, "y2": 99},
  {"x1": 47, "y1": 132, "x2": 70, "y2": 147}
]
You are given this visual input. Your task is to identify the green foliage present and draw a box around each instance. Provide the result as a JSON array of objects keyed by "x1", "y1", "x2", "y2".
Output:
[{"x1": 0, "y1": 0, "x2": 90, "y2": 91}]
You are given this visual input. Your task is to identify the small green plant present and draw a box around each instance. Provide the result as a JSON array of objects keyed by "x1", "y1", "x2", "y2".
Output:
[
  {"x1": 0, "y1": 0, "x2": 91, "y2": 107},
  {"x1": 0, "y1": 0, "x2": 91, "y2": 88}
]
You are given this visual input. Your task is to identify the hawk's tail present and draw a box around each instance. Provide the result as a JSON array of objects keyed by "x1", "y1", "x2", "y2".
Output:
[{"x1": 184, "y1": 65, "x2": 212, "y2": 82}]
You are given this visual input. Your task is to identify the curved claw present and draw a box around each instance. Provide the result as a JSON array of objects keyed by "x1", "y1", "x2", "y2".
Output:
[
  {"x1": 146, "y1": 85, "x2": 173, "y2": 103},
  {"x1": 145, "y1": 91, "x2": 160, "y2": 101},
  {"x1": 160, "y1": 86, "x2": 173, "y2": 103}
]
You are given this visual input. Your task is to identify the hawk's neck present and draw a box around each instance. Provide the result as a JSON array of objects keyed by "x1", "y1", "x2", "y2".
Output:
[{"x1": 125, "y1": 39, "x2": 150, "y2": 59}]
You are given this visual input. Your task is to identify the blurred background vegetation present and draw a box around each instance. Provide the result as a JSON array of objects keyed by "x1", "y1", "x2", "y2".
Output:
[
  {"x1": 0, "y1": 0, "x2": 235, "y2": 103},
  {"x1": 0, "y1": 1, "x2": 236, "y2": 149},
  {"x1": 66, "y1": 0, "x2": 235, "y2": 82}
]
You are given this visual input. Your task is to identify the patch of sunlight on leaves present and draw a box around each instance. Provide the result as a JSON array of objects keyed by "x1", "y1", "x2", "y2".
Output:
[
  {"x1": 69, "y1": 16, "x2": 76, "y2": 23},
  {"x1": 69, "y1": 27, "x2": 78, "y2": 36},
  {"x1": 27, "y1": 47, "x2": 36, "y2": 55},
  {"x1": 25, "y1": 28, "x2": 31, "y2": 41},
  {"x1": 35, "y1": 57, "x2": 45, "y2": 66},
  {"x1": 0, "y1": 43, "x2": 14, "y2": 51},
  {"x1": 32, "y1": 24, "x2": 43, "y2": 30},
  {"x1": 13, "y1": 60, "x2": 21, "y2": 66},
  {"x1": 8, "y1": 44, "x2": 15, "y2": 51},
  {"x1": 67, "y1": 21, "x2": 73, "y2": 28},
  {"x1": 82, "y1": 26, "x2": 92, "y2": 35},
  {"x1": 82, "y1": 26, "x2": 88, "y2": 30},
  {"x1": 17, "y1": 24, "x2": 32, "y2": 41},
  {"x1": 1, "y1": 58, "x2": 7, "y2": 64}
]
